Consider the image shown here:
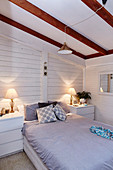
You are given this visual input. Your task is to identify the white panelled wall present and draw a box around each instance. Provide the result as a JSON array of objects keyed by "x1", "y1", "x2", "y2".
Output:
[
  {"x1": 48, "y1": 54, "x2": 83, "y2": 103},
  {"x1": 0, "y1": 34, "x2": 84, "y2": 110},
  {"x1": 1, "y1": 22, "x2": 113, "y2": 126},
  {"x1": 0, "y1": 36, "x2": 42, "y2": 109},
  {"x1": 1, "y1": 20, "x2": 113, "y2": 126},
  {"x1": 86, "y1": 55, "x2": 113, "y2": 126}
]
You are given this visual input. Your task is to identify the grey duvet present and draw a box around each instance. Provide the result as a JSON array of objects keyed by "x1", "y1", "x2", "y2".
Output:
[{"x1": 24, "y1": 114, "x2": 113, "y2": 170}]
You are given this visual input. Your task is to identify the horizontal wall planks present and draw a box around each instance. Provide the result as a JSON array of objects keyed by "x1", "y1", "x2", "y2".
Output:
[
  {"x1": 0, "y1": 60, "x2": 40, "y2": 69},
  {"x1": 0, "y1": 14, "x2": 85, "y2": 59},
  {"x1": 0, "y1": 66, "x2": 41, "y2": 74},
  {"x1": 0, "y1": 36, "x2": 42, "y2": 107},
  {"x1": 47, "y1": 54, "x2": 83, "y2": 102},
  {"x1": 0, "y1": 71, "x2": 41, "y2": 78},
  {"x1": 86, "y1": 63, "x2": 113, "y2": 125},
  {"x1": 0, "y1": 44, "x2": 41, "y2": 56},
  {"x1": 0, "y1": 50, "x2": 41, "y2": 61}
]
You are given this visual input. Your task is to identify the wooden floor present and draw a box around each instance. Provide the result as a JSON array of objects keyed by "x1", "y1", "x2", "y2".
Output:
[{"x1": 0, "y1": 152, "x2": 36, "y2": 170}]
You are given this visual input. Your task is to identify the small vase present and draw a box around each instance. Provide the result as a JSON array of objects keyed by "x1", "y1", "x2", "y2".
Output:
[{"x1": 80, "y1": 98, "x2": 86, "y2": 104}]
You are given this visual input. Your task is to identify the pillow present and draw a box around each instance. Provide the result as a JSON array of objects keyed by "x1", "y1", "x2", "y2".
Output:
[
  {"x1": 58, "y1": 102, "x2": 70, "y2": 113},
  {"x1": 48, "y1": 101, "x2": 70, "y2": 113},
  {"x1": 24, "y1": 103, "x2": 39, "y2": 121},
  {"x1": 37, "y1": 104, "x2": 57, "y2": 124},
  {"x1": 47, "y1": 101, "x2": 57, "y2": 107},
  {"x1": 38, "y1": 102, "x2": 52, "y2": 108},
  {"x1": 53, "y1": 104, "x2": 66, "y2": 121}
]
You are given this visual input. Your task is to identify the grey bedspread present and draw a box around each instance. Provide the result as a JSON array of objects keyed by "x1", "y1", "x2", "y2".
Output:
[{"x1": 24, "y1": 114, "x2": 113, "y2": 170}]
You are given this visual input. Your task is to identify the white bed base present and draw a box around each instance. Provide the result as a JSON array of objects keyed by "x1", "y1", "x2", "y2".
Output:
[{"x1": 23, "y1": 137, "x2": 48, "y2": 170}]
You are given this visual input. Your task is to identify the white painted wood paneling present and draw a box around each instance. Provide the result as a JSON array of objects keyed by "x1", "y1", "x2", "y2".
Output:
[
  {"x1": 0, "y1": 36, "x2": 42, "y2": 108},
  {"x1": 48, "y1": 54, "x2": 83, "y2": 102},
  {"x1": 86, "y1": 55, "x2": 113, "y2": 126}
]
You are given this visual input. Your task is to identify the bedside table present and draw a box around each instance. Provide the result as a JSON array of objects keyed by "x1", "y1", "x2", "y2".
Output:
[
  {"x1": 0, "y1": 112, "x2": 24, "y2": 158},
  {"x1": 69, "y1": 105, "x2": 95, "y2": 120}
]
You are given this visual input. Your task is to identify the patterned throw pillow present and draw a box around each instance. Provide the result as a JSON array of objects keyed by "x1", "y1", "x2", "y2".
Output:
[
  {"x1": 53, "y1": 104, "x2": 66, "y2": 121},
  {"x1": 37, "y1": 104, "x2": 57, "y2": 124},
  {"x1": 48, "y1": 101, "x2": 70, "y2": 113},
  {"x1": 58, "y1": 102, "x2": 70, "y2": 113}
]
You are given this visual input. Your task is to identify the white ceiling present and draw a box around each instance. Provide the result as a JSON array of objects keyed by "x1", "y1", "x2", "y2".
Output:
[{"x1": 0, "y1": 0, "x2": 113, "y2": 57}]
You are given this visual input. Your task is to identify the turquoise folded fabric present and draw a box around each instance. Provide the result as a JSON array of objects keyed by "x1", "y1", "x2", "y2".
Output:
[{"x1": 90, "y1": 126, "x2": 113, "y2": 140}]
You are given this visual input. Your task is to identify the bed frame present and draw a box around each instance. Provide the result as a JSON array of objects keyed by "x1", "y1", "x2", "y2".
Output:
[{"x1": 23, "y1": 137, "x2": 48, "y2": 170}]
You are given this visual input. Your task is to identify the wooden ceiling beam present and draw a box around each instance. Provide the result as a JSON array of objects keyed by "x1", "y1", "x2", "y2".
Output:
[
  {"x1": 0, "y1": 14, "x2": 85, "y2": 59},
  {"x1": 8, "y1": 0, "x2": 107, "y2": 55},
  {"x1": 81, "y1": 0, "x2": 113, "y2": 28},
  {"x1": 86, "y1": 49, "x2": 113, "y2": 59}
]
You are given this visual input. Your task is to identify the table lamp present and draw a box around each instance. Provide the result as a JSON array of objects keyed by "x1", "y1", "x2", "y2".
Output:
[
  {"x1": 68, "y1": 88, "x2": 76, "y2": 105},
  {"x1": 5, "y1": 88, "x2": 18, "y2": 113}
]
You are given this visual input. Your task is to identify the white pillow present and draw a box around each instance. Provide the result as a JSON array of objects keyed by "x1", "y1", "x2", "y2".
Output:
[{"x1": 37, "y1": 104, "x2": 57, "y2": 124}]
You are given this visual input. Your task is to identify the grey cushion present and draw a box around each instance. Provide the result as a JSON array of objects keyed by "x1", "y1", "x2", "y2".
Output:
[
  {"x1": 24, "y1": 103, "x2": 39, "y2": 121},
  {"x1": 58, "y1": 102, "x2": 70, "y2": 113},
  {"x1": 53, "y1": 104, "x2": 66, "y2": 121},
  {"x1": 48, "y1": 101, "x2": 70, "y2": 113},
  {"x1": 37, "y1": 104, "x2": 57, "y2": 124}
]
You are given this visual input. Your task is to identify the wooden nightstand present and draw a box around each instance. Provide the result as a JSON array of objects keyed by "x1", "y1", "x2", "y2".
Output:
[
  {"x1": 0, "y1": 112, "x2": 24, "y2": 158},
  {"x1": 69, "y1": 105, "x2": 95, "y2": 120}
]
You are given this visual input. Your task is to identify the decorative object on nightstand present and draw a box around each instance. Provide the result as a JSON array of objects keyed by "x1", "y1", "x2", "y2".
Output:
[
  {"x1": 5, "y1": 88, "x2": 18, "y2": 113},
  {"x1": 76, "y1": 91, "x2": 91, "y2": 104},
  {"x1": 79, "y1": 98, "x2": 86, "y2": 105},
  {"x1": 68, "y1": 88, "x2": 76, "y2": 105},
  {"x1": 0, "y1": 108, "x2": 10, "y2": 116}
]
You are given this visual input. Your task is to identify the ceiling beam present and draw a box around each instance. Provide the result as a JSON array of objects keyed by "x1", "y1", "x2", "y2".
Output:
[
  {"x1": 8, "y1": 0, "x2": 107, "y2": 55},
  {"x1": 108, "y1": 49, "x2": 113, "y2": 55},
  {"x1": 0, "y1": 14, "x2": 85, "y2": 59},
  {"x1": 81, "y1": 0, "x2": 113, "y2": 28},
  {"x1": 86, "y1": 49, "x2": 113, "y2": 59}
]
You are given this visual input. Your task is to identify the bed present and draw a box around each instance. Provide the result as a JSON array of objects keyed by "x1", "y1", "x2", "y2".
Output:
[{"x1": 23, "y1": 113, "x2": 113, "y2": 170}]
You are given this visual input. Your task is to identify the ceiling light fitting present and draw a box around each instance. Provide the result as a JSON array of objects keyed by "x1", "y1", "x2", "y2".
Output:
[
  {"x1": 58, "y1": 42, "x2": 72, "y2": 55},
  {"x1": 102, "y1": 0, "x2": 107, "y2": 5},
  {"x1": 58, "y1": 25, "x2": 72, "y2": 55},
  {"x1": 58, "y1": 0, "x2": 107, "y2": 55}
]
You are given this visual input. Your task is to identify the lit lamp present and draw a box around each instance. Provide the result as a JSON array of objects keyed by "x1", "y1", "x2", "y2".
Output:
[
  {"x1": 68, "y1": 88, "x2": 76, "y2": 105},
  {"x1": 5, "y1": 88, "x2": 18, "y2": 113}
]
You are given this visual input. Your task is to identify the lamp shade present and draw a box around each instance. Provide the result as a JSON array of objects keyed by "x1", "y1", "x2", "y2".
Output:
[
  {"x1": 68, "y1": 88, "x2": 76, "y2": 95},
  {"x1": 58, "y1": 42, "x2": 72, "y2": 55},
  {"x1": 5, "y1": 88, "x2": 18, "y2": 99}
]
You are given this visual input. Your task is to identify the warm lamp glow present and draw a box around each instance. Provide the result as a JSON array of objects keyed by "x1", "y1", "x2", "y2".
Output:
[
  {"x1": 68, "y1": 88, "x2": 76, "y2": 105},
  {"x1": 5, "y1": 88, "x2": 18, "y2": 99},
  {"x1": 68, "y1": 88, "x2": 76, "y2": 95},
  {"x1": 100, "y1": 87, "x2": 104, "y2": 92},
  {"x1": 5, "y1": 88, "x2": 18, "y2": 113}
]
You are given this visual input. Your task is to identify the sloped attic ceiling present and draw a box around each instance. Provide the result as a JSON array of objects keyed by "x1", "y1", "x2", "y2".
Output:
[{"x1": 0, "y1": 0, "x2": 113, "y2": 60}]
